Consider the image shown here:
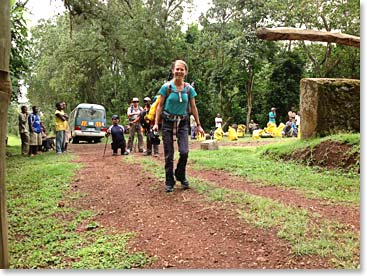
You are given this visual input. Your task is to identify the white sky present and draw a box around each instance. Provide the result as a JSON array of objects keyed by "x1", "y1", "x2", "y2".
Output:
[
  {"x1": 25, "y1": 0, "x2": 66, "y2": 26},
  {"x1": 25, "y1": 0, "x2": 212, "y2": 27}
]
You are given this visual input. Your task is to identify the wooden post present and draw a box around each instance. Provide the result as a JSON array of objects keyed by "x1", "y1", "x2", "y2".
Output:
[{"x1": 0, "y1": 0, "x2": 11, "y2": 269}]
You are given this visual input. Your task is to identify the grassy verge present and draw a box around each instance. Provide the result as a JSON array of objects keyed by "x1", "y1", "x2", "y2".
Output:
[
  {"x1": 188, "y1": 140, "x2": 359, "y2": 204},
  {"x1": 193, "y1": 179, "x2": 360, "y2": 269},
  {"x1": 6, "y1": 137, "x2": 150, "y2": 268},
  {"x1": 133, "y1": 157, "x2": 359, "y2": 269},
  {"x1": 258, "y1": 133, "x2": 360, "y2": 170}
]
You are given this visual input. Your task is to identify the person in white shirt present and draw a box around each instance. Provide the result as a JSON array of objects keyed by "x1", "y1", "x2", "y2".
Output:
[
  {"x1": 215, "y1": 114, "x2": 222, "y2": 129},
  {"x1": 295, "y1": 111, "x2": 301, "y2": 129},
  {"x1": 127, "y1": 97, "x2": 144, "y2": 152}
]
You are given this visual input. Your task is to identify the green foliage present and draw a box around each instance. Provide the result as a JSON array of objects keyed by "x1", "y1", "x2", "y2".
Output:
[
  {"x1": 6, "y1": 142, "x2": 151, "y2": 269},
  {"x1": 264, "y1": 51, "x2": 305, "y2": 124},
  {"x1": 26, "y1": 0, "x2": 192, "y2": 117},
  {"x1": 7, "y1": 103, "x2": 20, "y2": 136},
  {"x1": 10, "y1": 0, "x2": 31, "y2": 102},
  {"x1": 22, "y1": 0, "x2": 360, "y2": 133}
]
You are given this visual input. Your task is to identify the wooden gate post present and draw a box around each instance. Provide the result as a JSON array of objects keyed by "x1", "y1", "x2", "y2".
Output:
[{"x1": 0, "y1": 0, "x2": 11, "y2": 269}]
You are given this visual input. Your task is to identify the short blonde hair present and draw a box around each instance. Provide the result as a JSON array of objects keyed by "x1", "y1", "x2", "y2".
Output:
[{"x1": 172, "y1": 59, "x2": 188, "y2": 74}]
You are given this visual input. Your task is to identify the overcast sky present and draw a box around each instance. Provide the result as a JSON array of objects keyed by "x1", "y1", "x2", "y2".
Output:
[{"x1": 25, "y1": 0, "x2": 212, "y2": 27}]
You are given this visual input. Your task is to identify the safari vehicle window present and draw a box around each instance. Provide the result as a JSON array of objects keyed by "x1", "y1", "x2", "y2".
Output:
[{"x1": 78, "y1": 108, "x2": 104, "y2": 119}]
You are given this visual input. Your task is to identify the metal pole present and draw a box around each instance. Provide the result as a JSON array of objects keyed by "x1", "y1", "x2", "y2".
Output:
[{"x1": 103, "y1": 135, "x2": 109, "y2": 157}]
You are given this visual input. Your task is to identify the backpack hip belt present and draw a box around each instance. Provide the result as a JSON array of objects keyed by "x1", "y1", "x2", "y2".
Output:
[{"x1": 162, "y1": 111, "x2": 188, "y2": 122}]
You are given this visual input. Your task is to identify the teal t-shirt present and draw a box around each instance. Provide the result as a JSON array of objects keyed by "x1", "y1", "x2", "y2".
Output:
[
  {"x1": 159, "y1": 82, "x2": 197, "y2": 115},
  {"x1": 268, "y1": 111, "x2": 276, "y2": 123}
]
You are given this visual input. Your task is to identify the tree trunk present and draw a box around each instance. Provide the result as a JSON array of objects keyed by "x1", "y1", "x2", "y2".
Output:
[
  {"x1": 0, "y1": 0, "x2": 11, "y2": 269},
  {"x1": 221, "y1": 116, "x2": 232, "y2": 131},
  {"x1": 246, "y1": 71, "x2": 255, "y2": 133}
]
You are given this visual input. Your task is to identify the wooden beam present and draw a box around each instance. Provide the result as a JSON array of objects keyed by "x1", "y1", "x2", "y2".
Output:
[{"x1": 256, "y1": 27, "x2": 360, "y2": 48}]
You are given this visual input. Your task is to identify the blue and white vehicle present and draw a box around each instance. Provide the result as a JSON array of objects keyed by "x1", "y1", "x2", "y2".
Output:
[{"x1": 69, "y1": 103, "x2": 107, "y2": 144}]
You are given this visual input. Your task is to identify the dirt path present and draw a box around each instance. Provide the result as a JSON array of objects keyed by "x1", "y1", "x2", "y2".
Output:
[{"x1": 68, "y1": 142, "x2": 359, "y2": 269}]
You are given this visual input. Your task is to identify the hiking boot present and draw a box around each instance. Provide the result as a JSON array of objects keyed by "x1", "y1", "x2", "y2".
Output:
[
  {"x1": 143, "y1": 152, "x2": 152, "y2": 156},
  {"x1": 165, "y1": 185, "x2": 174, "y2": 193},
  {"x1": 153, "y1": 153, "x2": 159, "y2": 157},
  {"x1": 181, "y1": 179, "x2": 190, "y2": 189},
  {"x1": 175, "y1": 170, "x2": 190, "y2": 189},
  {"x1": 122, "y1": 151, "x2": 129, "y2": 155},
  {"x1": 112, "y1": 153, "x2": 117, "y2": 156}
]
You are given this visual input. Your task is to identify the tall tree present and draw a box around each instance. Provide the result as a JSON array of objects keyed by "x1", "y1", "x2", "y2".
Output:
[
  {"x1": 27, "y1": 0, "x2": 192, "y2": 117},
  {"x1": 0, "y1": 0, "x2": 11, "y2": 269},
  {"x1": 265, "y1": 51, "x2": 305, "y2": 122},
  {"x1": 10, "y1": 0, "x2": 31, "y2": 102}
]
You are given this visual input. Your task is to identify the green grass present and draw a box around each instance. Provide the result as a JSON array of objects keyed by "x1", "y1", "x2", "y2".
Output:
[
  {"x1": 6, "y1": 133, "x2": 359, "y2": 268},
  {"x1": 257, "y1": 133, "x2": 360, "y2": 165},
  {"x1": 188, "y1": 143, "x2": 360, "y2": 204},
  {"x1": 6, "y1": 140, "x2": 151, "y2": 269},
  {"x1": 131, "y1": 157, "x2": 359, "y2": 268}
]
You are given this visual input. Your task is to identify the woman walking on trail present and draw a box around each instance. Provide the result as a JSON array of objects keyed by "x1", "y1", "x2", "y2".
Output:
[{"x1": 153, "y1": 60, "x2": 204, "y2": 193}]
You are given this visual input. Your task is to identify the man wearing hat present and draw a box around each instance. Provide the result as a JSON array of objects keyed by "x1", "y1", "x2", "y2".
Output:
[
  {"x1": 106, "y1": 115, "x2": 128, "y2": 156},
  {"x1": 127, "y1": 97, "x2": 144, "y2": 153},
  {"x1": 268, "y1": 107, "x2": 277, "y2": 124}
]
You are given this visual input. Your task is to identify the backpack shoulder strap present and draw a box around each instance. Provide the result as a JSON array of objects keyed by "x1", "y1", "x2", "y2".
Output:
[
  {"x1": 167, "y1": 83, "x2": 171, "y2": 98},
  {"x1": 184, "y1": 82, "x2": 191, "y2": 98}
]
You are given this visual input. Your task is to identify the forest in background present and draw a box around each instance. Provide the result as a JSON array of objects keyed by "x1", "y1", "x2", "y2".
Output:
[{"x1": 7, "y1": 0, "x2": 360, "y2": 134}]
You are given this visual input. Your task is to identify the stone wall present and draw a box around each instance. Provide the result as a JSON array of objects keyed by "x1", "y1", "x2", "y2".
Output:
[{"x1": 300, "y1": 78, "x2": 360, "y2": 139}]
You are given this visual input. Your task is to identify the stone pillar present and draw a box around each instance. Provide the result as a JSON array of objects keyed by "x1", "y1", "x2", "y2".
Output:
[{"x1": 300, "y1": 78, "x2": 360, "y2": 139}]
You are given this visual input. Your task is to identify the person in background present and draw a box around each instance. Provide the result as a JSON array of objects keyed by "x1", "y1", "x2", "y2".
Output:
[
  {"x1": 268, "y1": 107, "x2": 276, "y2": 124},
  {"x1": 295, "y1": 111, "x2": 301, "y2": 130},
  {"x1": 190, "y1": 114, "x2": 197, "y2": 140},
  {"x1": 282, "y1": 117, "x2": 298, "y2": 137},
  {"x1": 153, "y1": 59, "x2": 204, "y2": 193},
  {"x1": 106, "y1": 115, "x2": 128, "y2": 156},
  {"x1": 140, "y1": 97, "x2": 159, "y2": 157},
  {"x1": 127, "y1": 97, "x2": 144, "y2": 153},
  {"x1": 55, "y1": 101, "x2": 68, "y2": 154},
  {"x1": 40, "y1": 121, "x2": 54, "y2": 151},
  {"x1": 28, "y1": 106, "x2": 42, "y2": 156},
  {"x1": 61, "y1": 102, "x2": 70, "y2": 152},
  {"x1": 18, "y1": 105, "x2": 29, "y2": 156},
  {"x1": 248, "y1": 119, "x2": 259, "y2": 134},
  {"x1": 215, "y1": 113, "x2": 222, "y2": 129}
]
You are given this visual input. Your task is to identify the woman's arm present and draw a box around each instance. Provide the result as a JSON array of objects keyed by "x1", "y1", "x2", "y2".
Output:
[{"x1": 189, "y1": 98, "x2": 204, "y2": 135}]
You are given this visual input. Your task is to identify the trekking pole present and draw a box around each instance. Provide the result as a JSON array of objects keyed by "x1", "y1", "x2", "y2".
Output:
[{"x1": 103, "y1": 135, "x2": 109, "y2": 157}]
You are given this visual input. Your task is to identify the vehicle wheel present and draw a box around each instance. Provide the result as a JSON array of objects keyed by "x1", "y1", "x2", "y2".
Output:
[{"x1": 72, "y1": 137, "x2": 79, "y2": 144}]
